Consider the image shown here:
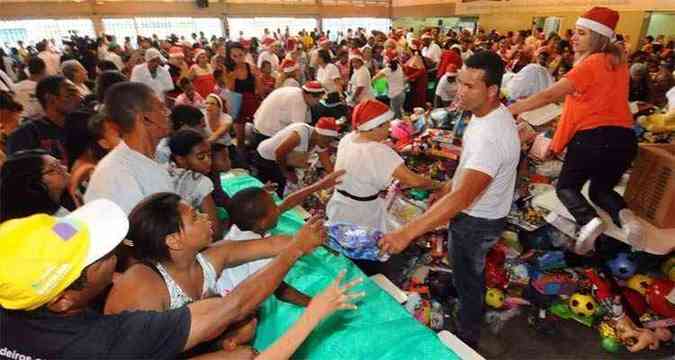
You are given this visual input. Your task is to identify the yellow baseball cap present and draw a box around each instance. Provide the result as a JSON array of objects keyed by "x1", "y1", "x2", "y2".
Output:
[{"x1": 0, "y1": 199, "x2": 128, "y2": 311}]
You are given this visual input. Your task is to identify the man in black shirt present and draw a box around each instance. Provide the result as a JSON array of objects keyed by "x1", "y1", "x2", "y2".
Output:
[
  {"x1": 0, "y1": 199, "x2": 326, "y2": 359},
  {"x1": 6, "y1": 75, "x2": 81, "y2": 164}
]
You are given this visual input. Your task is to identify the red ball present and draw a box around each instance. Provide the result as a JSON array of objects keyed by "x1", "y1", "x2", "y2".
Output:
[{"x1": 645, "y1": 279, "x2": 675, "y2": 318}]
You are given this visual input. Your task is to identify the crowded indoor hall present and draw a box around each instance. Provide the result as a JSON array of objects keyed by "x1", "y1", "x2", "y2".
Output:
[{"x1": 0, "y1": 0, "x2": 674, "y2": 359}]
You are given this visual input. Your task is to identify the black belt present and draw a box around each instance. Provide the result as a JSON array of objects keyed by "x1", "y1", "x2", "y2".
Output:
[{"x1": 337, "y1": 189, "x2": 379, "y2": 202}]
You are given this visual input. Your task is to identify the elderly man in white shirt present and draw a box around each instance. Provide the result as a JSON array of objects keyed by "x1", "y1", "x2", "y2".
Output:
[
  {"x1": 85, "y1": 81, "x2": 173, "y2": 214},
  {"x1": 36, "y1": 42, "x2": 61, "y2": 76},
  {"x1": 130, "y1": 48, "x2": 174, "y2": 103}
]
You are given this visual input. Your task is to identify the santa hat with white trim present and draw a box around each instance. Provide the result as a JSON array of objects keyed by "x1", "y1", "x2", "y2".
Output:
[
  {"x1": 319, "y1": 37, "x2": 331, "y2": 47},
  {"x1": 352, "y1": 100, "x2": 394, "y2": 131},
  {"x1": 315, "y1": 117, "x2": 340, "y2": 137},
  {"x1": 349, "y1": 48, "x2": 364, "y2": 62},
  {"x1": 262, "y1": 37, "x2": 279, "y2": 49},
  {"x1": 302, "y1": 80, "x2": 325, "y2": 94},
  {"x1": 280, "y1": 58, "x2": 299, "y2": 73},
  {"x1": 576, "y1": 7, "x2": 619, "y2": 40}
]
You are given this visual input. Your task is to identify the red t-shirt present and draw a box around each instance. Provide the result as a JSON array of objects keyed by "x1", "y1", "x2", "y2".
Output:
[{"x1": 551, "y1": 53, "x2": 633, "y2": 153}]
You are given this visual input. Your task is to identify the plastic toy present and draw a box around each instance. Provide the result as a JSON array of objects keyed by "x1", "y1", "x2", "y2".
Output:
[
  {"x1": 485, "y1": 288, "x2": 505, "y2": 309},
  {"x1": 536, "y1": 251, "x2": 566, "y2": 271},
  {"x1": 645, "y1": 279, "x2": 675, "y2": 318},
  {"x1": 583, "y1": 268, "x2": 614, "y2": 306},
  {"x1": 390, "y1": 120, "x2": 414, "y2": 141},
  {"x1": 620, "y1": 287, "x2": 648, "y2": 316},
  {"x1": 485, "y1": 260, "x2": 508, "y2": 289},
  {"x1": 506, "y1": 262, "x2": 530, "y2": 286},
  {"x1": 570, "y1": 293, "x2": 598, "y2": 317},
  {"x1": 532, "y1": 271, "x2": 578, "y2": 296},
  {"x1": 662, "y1": 256, "x2": 675, "y2": 282},
  {"x1": 598, "y1": 321, "x2": 617, "y2": 339},
  {"x1": 614, "y1": 315, "x2": 661, "y2": 352},
  {"x1": 627, "y1": 274, "x2": 654, "y2": 296},
  {"x1": 549, "y1": 301, "x2": 595, "y2": 327},
  {"x1": 607, "y1": 253, "x2": 637, "y2": 280},
  {"x1": 601, "y1": 336, "x2": 621, "y2": 353}
]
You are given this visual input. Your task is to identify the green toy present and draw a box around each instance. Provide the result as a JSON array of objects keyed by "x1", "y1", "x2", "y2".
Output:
[{"x1": 601, "y1": 337, "x2": 621, "y2": 353}]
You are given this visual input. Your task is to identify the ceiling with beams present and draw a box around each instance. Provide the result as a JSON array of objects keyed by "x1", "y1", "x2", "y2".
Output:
[{"x1": 2, "y1": 0, "x2": 391, "y2": 4}]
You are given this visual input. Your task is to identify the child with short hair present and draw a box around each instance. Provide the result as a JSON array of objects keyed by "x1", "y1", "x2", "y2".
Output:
[
  {"x1": 216, "y1": 170, "x2": 345, "y2": 304},
  {"x1": 169, "y1": 128, "x2": 222, "y2": 240},
  {"x1": 175, "y1": 77, "x2": 206, "y2": 108}
]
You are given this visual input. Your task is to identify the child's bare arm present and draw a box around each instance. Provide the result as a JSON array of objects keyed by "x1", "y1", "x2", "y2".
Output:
[{"x1": 278, "y1": 170, "x2": 345, "y2": 213}]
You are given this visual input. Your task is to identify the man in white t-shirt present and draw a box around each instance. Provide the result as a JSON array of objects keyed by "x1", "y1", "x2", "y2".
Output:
[
  {"x1": 381, "y1": 52, "x2": 519, "y2": 356},
  {"x1": 84, "y1": 82, "x2": 173, "y2": 214},
  {"x1": 253, "y1": 81, "x2": 325, "y2": 141},
  {"x1": 434, "y1": 64, "x2": 459, "y2": 107},
  {"x1": 348, "y1": 49, "x2": 374, "y2": 105},
  {"x1": 421, "y1": 33, "x2": 442, "y2": 65},
  {"x1": 256, "y1": 117, "x2": 339, "y2": 195},
  {"x1": 130, "y1": 48, "x2": 174, "y2": 103}
]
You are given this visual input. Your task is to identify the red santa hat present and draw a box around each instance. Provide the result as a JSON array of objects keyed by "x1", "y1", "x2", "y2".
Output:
[
  {"x1": 384, "y1": 49, "x2": 398, "y2": 63},
  {"x1": 352, "y1": 100, "x2": 394, "y2": 132},
  {"x1": 240, "y1": 39, "x2": 251, "y2": 49},
  {"x1": 446, "y1": 64, "x2": 458, "y2": 77},
  {"x1": 262, "y1": 37, "x2": 279, "y2": 49},
  {"x1": 349, "y1": 48, "x2": 364, "y2": 62},
  {"x1": 192, "y1": 49, "x2": 207, "y2": 63},
  {"x1": 286, "y1": 37, "x2": 297, "y2": 52},
  {"x1": 315, "y1": 117, "x2": 339, "y2": 137},
  {"x1": 576, "y1": 7, "x2": 619, "y2": 40},
  {"x1": 319, "y1": 37, "x2": 331, "y2": 47},
  {"x1": 280, "y1": 58, "x2": 298, "y2": 73},
  {"x1": 302, "y1": 81, "x2": 325, "y2": 94}
]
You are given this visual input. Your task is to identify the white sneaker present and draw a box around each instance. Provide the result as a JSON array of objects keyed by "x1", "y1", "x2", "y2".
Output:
[
  {"x1": 575, "y1": 217, "x2": 605, "y2": 255},
  {"x1": 619, "y1": 209, "x2": 645, "y2": 251}
]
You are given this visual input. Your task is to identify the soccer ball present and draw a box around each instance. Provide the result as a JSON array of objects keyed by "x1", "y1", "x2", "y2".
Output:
[
  {"x1": 485, "y1": 288, "x2": 505, "y2": 309},
  {"x1": 569, "y1": 293, "x2": 597, "y2": 317}
]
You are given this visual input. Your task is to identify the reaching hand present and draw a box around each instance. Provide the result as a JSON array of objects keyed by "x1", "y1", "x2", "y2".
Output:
[
  {"x1": 316, "y1": 169, "x2": 346, "y2": 190},
  {"x1": 306, "y1": 270, "x2": 365, "y2": 321},
  {"x1": 378, "y1": 230, "x2": 412, "y2": 255},
  {"x1": 293, "y1": 216, "x2": 326, "y2": 255}
]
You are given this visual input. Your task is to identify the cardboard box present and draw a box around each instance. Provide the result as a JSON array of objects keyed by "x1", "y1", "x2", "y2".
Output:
[{"x1": 624, "y1": 144, "x2": 675, "y2": 229}]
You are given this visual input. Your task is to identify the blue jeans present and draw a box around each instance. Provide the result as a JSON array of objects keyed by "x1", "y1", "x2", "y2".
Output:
[
  {"x1": 449, "y1": 213, "x2": 506, "y2": 346},
  {"x1": 389, "y1": 92, "x2": 405, "y2": 120}
]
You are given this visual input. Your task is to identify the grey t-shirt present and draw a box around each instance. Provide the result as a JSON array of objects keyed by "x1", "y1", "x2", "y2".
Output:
[{"x1": 84, "y1": 141, "x2": 174, "y2": 214}]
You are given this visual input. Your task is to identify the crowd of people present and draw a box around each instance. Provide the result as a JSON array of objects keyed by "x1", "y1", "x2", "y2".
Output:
[{"x1": 1, "y1": 7, "x2": 674, "y2": 358}]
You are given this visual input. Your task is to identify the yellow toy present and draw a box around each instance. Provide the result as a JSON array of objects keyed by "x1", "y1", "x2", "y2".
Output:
[
  {"x1": 569, "y1": 293, "x2": 598, "y2": 317},
  {"x1": 485, "y1": 288, "x2": 505, "y2": 309},
  {"x1": 638, "y1": 111, "x2": 675, "y2": 133},
  {"x1": 627, "y1": 274, "x2": 654, "y2": 296}
]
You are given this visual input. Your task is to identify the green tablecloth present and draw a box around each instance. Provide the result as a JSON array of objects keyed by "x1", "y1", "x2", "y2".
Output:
[{"x1": 220, "y1": 174, "x2": 458, "y2": 359}]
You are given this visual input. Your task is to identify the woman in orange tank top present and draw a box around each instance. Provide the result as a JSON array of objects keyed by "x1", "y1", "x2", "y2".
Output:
[{"x1": 509, "y1": 7, "x2": 642, "y2": 255}]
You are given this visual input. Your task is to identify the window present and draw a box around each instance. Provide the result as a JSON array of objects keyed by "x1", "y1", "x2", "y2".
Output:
[
  {"x1": 0, "y1": 19, "x2": 94, "y2": 48},
  {"x1": 227, "y1": 17, "x2": 317, "y2": 40},
  {"x1": 323, "y1": 18, "x2": 391, "y2": 41},
  {"x1": 102, "y1": 17, "x2": 223, "y2": 45}
]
